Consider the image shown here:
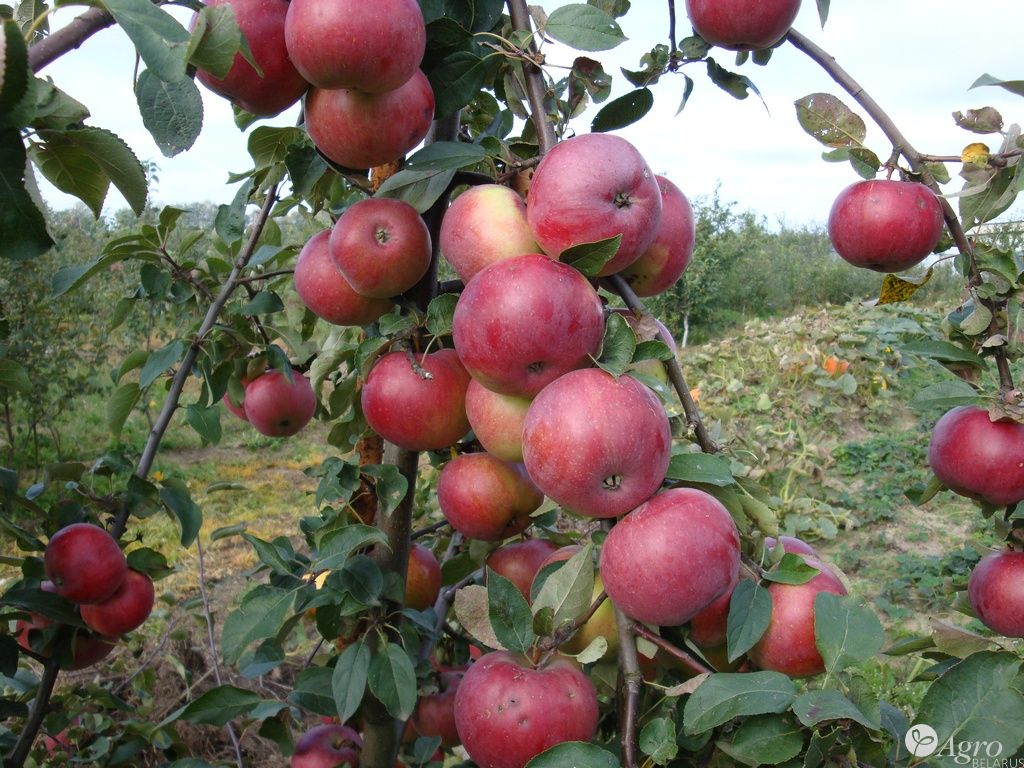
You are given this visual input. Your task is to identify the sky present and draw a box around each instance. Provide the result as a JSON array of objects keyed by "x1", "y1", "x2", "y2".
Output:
[{"x1": 35, "y1": 0, "x2": 1024, "y2": 228}]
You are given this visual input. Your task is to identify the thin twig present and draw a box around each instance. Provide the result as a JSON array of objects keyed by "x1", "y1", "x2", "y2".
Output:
[
  {"x1": 629, "y1": 622, "x2": 713, "y2": 676},
  {"x1": 918, "y1": 149, "x2": 1024, "y2": 165},
  {"x1": 112, "y1": 615, "x2": 184, "y2": 695},
  {"x1": 506, "y1": 0, "x2": 557, "y2": 154},
  {"x1": 536, "y1": 592, "x2": 608, "y2": 653},
  {"x1": 411, "y1": 519, "x2": 451, "y2": 540},
  {"x1": 667, "y1": 0, "x2": 679, "y2": 62},
  {"x1": 5, "y1": 659, "x2": 60, "y2": 768},
  {"x1": 303, "y1": 637, "x2": 326, "y2": 669},
  {"x1": 235, "y1": 269, "x2": 294, "y2": 285}
]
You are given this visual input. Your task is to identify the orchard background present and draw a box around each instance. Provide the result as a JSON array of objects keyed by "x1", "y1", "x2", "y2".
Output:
[{"x1": 1, "y1": 0, "x2": 1024, "y2": 766}]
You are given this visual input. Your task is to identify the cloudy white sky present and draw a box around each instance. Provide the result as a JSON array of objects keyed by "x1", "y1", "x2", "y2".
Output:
[{"x1": 37, "y1": 0, "x2": 1024, "y2": 227}]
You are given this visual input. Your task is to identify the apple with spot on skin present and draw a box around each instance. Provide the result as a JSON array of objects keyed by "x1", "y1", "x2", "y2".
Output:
[
  {"x1": 193, "y1": 0, "x2": 309, "y2": 116},
  {"x1": 411, "y1": 666, "x2": 465, "y2": 747},
  {"x1": 827, "y1": 179, "x2": 945, "y2": 272},
  {"x1": 601, "y1": 488, "x2": 740, "y2": 626},
  {"x1": 526, "y1": 133, "x2": 662, "y2": 276},
  {"x1": 438, "y1": 453, "x2": 543, "y2": 542},
  {"x1": 304, "y1": 70, "x2": 434, "y2": 170},
  {"x1": 44, "y1": 523, "x2": 126, "y2": 604},
  {"x1": 454, "y1": 651, "x2": 599, "y2": 768},
  {"x1": 284, "y1": 0, "x2": 425, "y2": 93},
  {"x1": 968, "y1": 549, "x2": 1024, "y2": 637},
  {"x1": 439, "y1": 184, "x2": 541, "y2": 282},
  {"x1": 81, "y1": 568, "x2": 155, "y2": 636},
  {"x1": 405, "y1": 543, "x2": 441, "y2": 611},
  {"x1": 748, "y1": 559, "x2": 848, "y2": 677},
  {"x1": 522, "y1": 369, "x2": 671, "y2": 518},
  {"x1": 685, "y1": 0, "x2": 802, "y2": 50},
  {"x1": 620, "y1": 175, "x2": 695, "y2": 296},
  {"x1": 294, "y1": 230, "x2": 392, "y2": 327},
  {"x1": 361, "y1": 349, "x2": 471, "y2": 451},
  {"x1": 689, "y1": 574, "x2": 739, "y2": 648},
  {"x1": 928, "y1": 405, "x2": 1024, "y2": 506},
  {"x1": 244, "y1": 368, "x2": 316, "y2": 437},
  {"x1": 486, "y1": 539, "x2": 559, "y2": 601},
  {"x1": 452, "y1": 254, "x2": 605, "y2": 398},
  {"x1": 329, "y1": 198, "x2": 431, "y2": 299},
  {"x1": 533, "y1": 546, "x2": 618, "y2": 658},
  {"x1": 291, "y1": 723, "x2": 362, "y2": 768},
  {"x1": 464, "y1": 379, "x2": 532, "y2": 463}
]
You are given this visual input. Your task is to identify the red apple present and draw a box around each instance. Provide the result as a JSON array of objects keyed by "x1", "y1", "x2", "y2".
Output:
[
  {"x1": 439, "y1": 184, "x2": 541, "y2": 282},
  {"x1": 329, "y1": 198, "x2": 431, "y2": 299},
  {"x1": 827, "y1": 179, "x2": 945, "y2": 272},
  {"x1": 284, "y1": 0, "x2": 425, "y2": 93},
  {"x1": 361, "y1": 349, "x2": 471, "y2": 451},
  {"x1": 486, "y1": 539, "x2": 559, "y2": 600},
  {"x1": 685, "y1": 0, "x2": 802, "y2": 50},
  {"x1": 292, "y1": 723, "x2": 362, "y2": 768},
  {"x1": 304, "y1": 70, "x2": 434, "y2": 170},
  {"x1": 452, "y1": 254, "x2": 604, "y2": 398},
  {"x1": 222, "y1": 381, "x2": 249, "y2": 421},
  {"x1": 44, "y1": 523, "x2": 127, "y2": 604},
  {"x1": 600, "y1": 488, "x2": 740, "y2": 626},
  {"x1": 968, "y1": 550, "x2": 1024, "y2": 637},
  {"x1": 294, "y1": 230, "x2": 393, "y2": 326},
  {"x1": 522, "y1": 370, "x2": 671, "y2": 519},
  {"x1": 464, "y1": 379, "x2": 532, "y2": 463},
  {"x1": 411, "y1": 667, "x2": 465, "y2": 747},
  {"x1": 454, "y1": 651, "x2": 599, "y2": 768},
  {"x1": 405, "y1": 543, "x2": 442, "y2": 611},
  {"x1": 748, "y1": 560, "x2": 848, "y2": 677},
  {"x1": 193, "y1": 0, "x2": 309, "y2": 116},
  {"x1": 619, "y1": 175, "x2": 695, "y2": 296},
  {"x1": 526, "y1": 133, "x2": 662, "y2": 275},
  {"x1": 437, "y1": 453, "x2": 543, "y2": 541},
  {"x1": 80, "y1": 569, "x2": 155, "y2": 636},
  {"x1": 244, "y1": 369, "x2": 317, "y2": 437},
  {"x1": 17, "y1": 591, "x2": 116, "y2": 670},
  {"x1": 764, "y1": 535, "x2": 818, "y2": 557},
  {"x1": 928, "y1": 405, "x2": 1024, "y2": 506},
  {"x1": 689, "y1": 574, "x2": 739, "y2": 648}
]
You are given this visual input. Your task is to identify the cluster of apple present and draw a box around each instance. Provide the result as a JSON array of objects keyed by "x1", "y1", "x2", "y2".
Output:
[{"x1": 17, "y1": 524, "x2": 155, "y2": 669}]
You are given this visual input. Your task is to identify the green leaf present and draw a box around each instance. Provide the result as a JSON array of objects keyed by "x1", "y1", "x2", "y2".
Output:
[
  {"x1": 107, "y1": 382, "x2": 141, "y2": 437},
  {"x1": 103, "y1": 0, "x2": 191, "y2": 83},
  {"x1": 0, "y1": 20, "x2": 29, "y2": 118},
  {"x1": 792, "y1": 690, "x2": 878, "y2": 729},
  {"x1": 405, "y1": 140, "x2": 487, "y2": 172},
  {"x1": 526, "y1": 742, "x2": 619, "y2": 768},
  {"x1": 186, "y1": 3, "x2": 243, "y2": 79},
  {"x1": 135, "y1": 69, "x2": 203, "y2": 158},
  {"x1": 170, "y1": 685, "x2": 267, "y2": 726},
  {"x1": 762, "y1": 553, "x2": 821, "y2": 585},
  {"x1": 221, "y1": 585, "x2": 296, "y2": 665},
  {"x1": 332, "y1": 637, "x2": 370, "y2": 723},
  {"x1": 562, "y1": 234, "x2": 621, "y2": 276},
  {"x1": 795, "y1": 92, "x2": 867, "y2": 148},
  {"x1": 248, "y1": 126, "x2": 304, "y2": 169},
  {"x1": 666, "y1": 453, "x2": 734, "y2": 486},
  {"x1": 367, "y1": 641, "x2": 418, "y2": 720},
  {"x1": 908, "y1": 380, "x2": 980, "y2": 411},
  {"x1": 706, "y1": 58, "x2": 762, "y2": 101},
  {"x1": 816, "y1": 0, "x2": 830, "y2": 26},
  {"x1": 158, "y1": 478, "x2": 203, "y2": 547},
  {"x1": 596, "y1": 312, "x2": 636, "y2": 377},
  {"x1": 970, "y1": 73, "x2": 1024, "y2": 98},
  {"x1": 591, "y1": 87, "x2": 653, "y2": 132},
  {"x1": 453, "y1": 584, "x2": 506, "y2": 650},
  {"x1": 487, "y1": 568, "x2": 535, "y2": 653},
  {"x1": 140, "y1": 340, "x2": 185, "y2": 389},
  {"x1": 639, "y1": 716, "x2": 678, "y2": 764},
  {"x1": 900, "y1": 340, "x2": 987, "y2": 369},
  {"x1": 532, "y1": 543, "x2": 594, "y2": 630},
  {"x1": 376, "y1": 167, "x2": 456, "y2": 213},
  {"x1": 683, "y1": 671, "x2": 798, "y2": 735},
  {"x1": 361, "y1": 464, "x2": 409, "y2": 516},
  {"x1": 126, "y1": 547, "x2": 173, "y2": 579},
  {"x1": 241, "y1": 291, "x2": 285, "y2": 316},
  {"x1": 288, "y1": 666, "x2": 336, "y2": 716},
  {"x1": 28, "y1": 134, "x2": 109, "y2": 217},
  {"x1": 0, "y1": 359, "x2": 30, "y2": 393},
  {"x1": 241, "y1": 533, "x2": 292, "y2": 575},
  {"x1": 715, "y1": 713, "x2": 803, "y2": 767},
  {"x1": 426, "y1": 293, "x2": 459, "y2": 337},
  {"x1": 726, "y1": 579, "x2": 771, "y2": 662},
  {"x1": 0, "y1": 127, "x2": 52, "y2": 260},
  {"x1": 814, "y1": 592, "x2": 885, "y2": 675},
  {"x1": 545, "y1": 4, "x2": 627, "y2": 51},
  {"x1": 38, "y1": 126, "x2": 147, "y2": 214},
  {"x1": 315, "y1": 525, "x2": 389, "y2": 571},
  {"x1": 186, "y1": 403, "x2": 222, "y2": 446},
  {"x1": 215, "y1": 178, "x2": 253, "y2": 246}
]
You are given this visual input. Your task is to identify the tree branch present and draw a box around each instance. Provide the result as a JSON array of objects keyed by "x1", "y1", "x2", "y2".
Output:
[
  {"x1": 506, "y1": 0, "x2": 557, "y2": 154},
  {"x1": 614, "y1": 603, "x2": 641, "y2": 768},
  {"x1": 628, "y1": 622, "x2": 713, "y2": 676},
  {"x1": 5, "y1": 658, "x2": 59, "y2": 768},
  {"x1": 536, "y1": 592, "x2": 608, "y2": 653},
  {"x1": 28, "y1": 8, "x2": 114, "y2": 72}
]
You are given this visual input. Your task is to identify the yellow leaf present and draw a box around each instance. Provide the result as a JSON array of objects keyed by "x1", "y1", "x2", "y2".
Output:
[
  {"x1": 961, "y1": 142, "x2": 990, "y2": 166},
  {"x1": 878, "y1": 268, "x2": 933, "y2": 305}
]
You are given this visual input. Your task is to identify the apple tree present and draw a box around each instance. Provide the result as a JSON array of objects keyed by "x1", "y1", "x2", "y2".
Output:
[{"x1": 1, "y1": 0, "x2": 1024, "y2": 766}]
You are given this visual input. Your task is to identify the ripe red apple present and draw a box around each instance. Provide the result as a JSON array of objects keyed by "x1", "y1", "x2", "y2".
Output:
[
  {"x1": 292, "y1": 723, "x2": 362, "y2": 768},
  {"x1": 439, "y1": 184, "x2": 541, "y2": 282},
  {"x1": 685, "y1": 0, "x2": 802, "y2": 50},
  {"x1": 526, "y1": 133, "x2": 662, "y2": 275},
  {"x1": 827, "y1": 179, "x2": 945, "y2": 272},
  {"x1": 411, "y1": 666, "x2": 465, "y2": 747},
  {"x1": 329, "y1": 198, "x2": 431, "y2": 299},
  {"x1": 294, "y1": 230, "x2": 392, "y2": 326},
  {"x1": 454, "y1": 651, "x2": 599, "y2": 768},
  {"x1": 486, "y1": 539, "x2": 559, "y2": 600},
  {"x1": 619, "y1": 175, "x2": 695, "y2": 296},
  {"x1": 193, "y1": 0, "x2": 309, "y2": 116},
  {"x1": 464, "y1": 379, "x2": 532, "y2": 463},
  {"x1": 284, "y1": 0, "x2": 425, "y2": 93},
  {"x1": 600, "y1": 488, "x2": 740, "y2": 626},
  {"x1": 748, "y1": 560, "x2": 848, "y2": 677},
  {"x1": 533, "y1": 546, "x2": 618, "y2": 658},
  {"x1": 437, "y1": 453, "x2": 543, "y2": 542},
  {"x1": 689, "y1": 574, "x2": 738, "y2": 648},
  {"x1": 361, "y1": 349, "x2": 471, "y2": 451},
  {"x1": 304, "y1": 70, "x2": 434, "y2": 170},
  {"x1": 522, "y1": 370, "x2": 671, "y2": 518},
  {"x1": 968, "y1": 550, "x2": 1024, "y2": 637},
  {"x1": 244, "y1": 369, "x2": 316, "y2": 437},
  {"x1": 452, "y1": 254, "x2": 604, "y2": 398},
  {"x1": 44, "y1": 523, "x2": 127, "y2": 604},
  {"x1": 80, "y1": 568, "x2": 155, "y2": 636},
  {"x1": 764, "y1": 535, "x2": 818, "y2": 557},
  {"x1": 928, "y1": 405, "x2": 1024, "y2": 506},
  {"x1": 405, "y1": 543, "x2": 441, "y2": 611},
  {"x1": 17, "y1": 589, "x2": 116, "y2": 670}
]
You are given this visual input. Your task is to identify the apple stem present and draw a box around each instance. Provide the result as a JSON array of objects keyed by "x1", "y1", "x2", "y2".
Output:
[
  {"x1": 507, "y1": 0, "x2": 557, "y2": 154},
  {"x1": 628, "y1": 622, "x2": 714, "y2": 676},
  {"x1": 5, "y1": 658, "x2": 60, "y2": 768}
]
